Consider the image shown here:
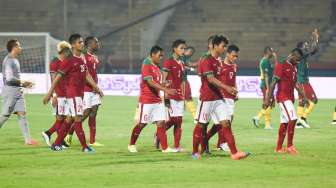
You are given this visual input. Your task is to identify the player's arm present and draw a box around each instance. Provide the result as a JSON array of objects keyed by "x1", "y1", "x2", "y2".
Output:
[
  {"x1": 295, "y1": 82, "x2": 308, "y2": 105},
  {"x1": 85, "y1": 71, "x2": 104, "y2": 97},
  {"x1": 5, "y1": 61, "x2": 33, "y2": 88},
  {"x1": 307, "y1": 28, "x2": 319, "y2": 55},
  {"x1": 145, "y1": 77, "x2": 176, "y2": 96},
  {"x1": 43, "y1": 73, "x2": 63, "y2": 104},
  {"x1": 207, "y1": 74, "x2": 238, "y2": 95},
  {"x1": 264, "y1": 77, "x2": 279, "y2": 108}
]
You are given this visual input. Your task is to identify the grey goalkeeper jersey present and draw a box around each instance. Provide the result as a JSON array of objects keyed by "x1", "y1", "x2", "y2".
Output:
[{"x1": 2, "y1": 54, "x2": 21, "y2": 87}]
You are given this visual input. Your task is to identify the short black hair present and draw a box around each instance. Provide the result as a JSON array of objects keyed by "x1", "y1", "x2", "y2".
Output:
[
  {"x1": 264, "y1": 46, "x2": 272, "y2": 54},
  {"x1": 84, "y1": 36, "x2": 97, "y2": 47},
  {"x1": 291, "y1": 48, "x2": 304, "y2": 57},
  {"x1": 212, "y1": 35, "x2": 229, "y2": 47},
  {"x1": 227, "y1": 44, "x2": 239, "y2": 53},
  {"x1": 69, "y1": 33, "x2": 82, "y2": 44},
  {"x1": 208, "y1": 35, "x2": 216, "y2": 45},
  {"x1": 150, "y1": 45, "x2": 163, "y2": 56},
  {"x1": 6, "y1": 39, "x2": 19, "y2": 52},
  {"x1": 172, "y1": 39, "x2": 186, "y2": 50}
]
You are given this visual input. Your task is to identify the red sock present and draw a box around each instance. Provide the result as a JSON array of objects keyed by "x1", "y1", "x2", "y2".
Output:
[
  {"x1": 165, "y1": 118, "x2": 174, "y2": 131},
  {"x1": 130, "y1": 124, "x2": 143, "y2": 145},
  {"x1": 221, "y1": 126, "x2": 238, "y2": 154},
  {"x1": 74, "y1": 122, "x2": 88, "y2": 149},
  {"x1": 287, "y1": 120, "x2": 296, "y2": 147},
  {"x1": 207, "y1": 124, "x2": 220, "y2": 140},
  {"x1": 157, "y1": 126, "x2": 168, "y2": 150},
  {"x1": 68, "y1": 123, "x2": 75, "y2": 135},
  {"x1": 48, "y1": 119, "x2": 63, "y2": 135},
  {"x1": 217, "y1": 125, "x2": 225, "y2": 148},
  {"x1": 192, "y1": 123, "x2": 202, "y2": 154},
  {"x1": 173, "y1": 117, "x2": 182, "y2": 148},
  {"x1": 88, "y1": 116, "x2": 96, "y2": 144},
  {"x1": 54, "y1": 121, "x2": 72, "y2": 146},
  {"x1": 276, "y1": 123, "x2": 287, "y2": 150}
]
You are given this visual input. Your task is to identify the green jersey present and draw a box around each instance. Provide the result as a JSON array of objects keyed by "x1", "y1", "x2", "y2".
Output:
[
  {"x1": 297, "y1": 52, "x2": 311, "y2": 83},
  {"x1": 259, "y1": 57, "x2": 274, "y2": 89}
]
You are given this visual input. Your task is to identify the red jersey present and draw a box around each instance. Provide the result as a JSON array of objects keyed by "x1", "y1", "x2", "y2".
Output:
[
  {"x1": 220, "y1": 62, "x2": 237, "y2": 99},
  {"x1": 139, "y1": 57, "x2": 162, "y2": 104},
  {"x1": 198, "y1": 54, "x2": 223, "y2": 101},
  {"x1": 50, "y1": 57, "x2": 67, "y2": 97},
  {"x1": 162, "y1": 57, "x2": 184, "y2": 100},
  {"x1": 273, "y1": 60, "x2": 297, "y2": 102},
  {"x1": 59, "y1": 55, "x2": 87, "y2": 98},
  {"x1": 84, "y1": 53, "x2": 99, "y2": 92}
]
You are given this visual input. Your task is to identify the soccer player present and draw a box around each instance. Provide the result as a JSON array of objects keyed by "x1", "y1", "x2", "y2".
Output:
[
  {"x1": 207, "y1": 45, "x2": 241, "y2": 152},
  {"x1": 264, "y1": 48, "x2": 307, "y2": 155},
  {"x1": 41, "y1": 41, "x2": 72, "y2": 146},
  {"x1": 128, "y1": 45, "x2": 177, "y2": 153},
  {"x1": 65, "y1": 36, "x2": 103, "y2": 147},
  {"x1": 192, "y1": 35, "x2": 249, "y2": 160},
  {"x1": 162, "y1": 39, "x2": 187, "y2": 151},
  {"x1": 296, "y1": 29, "x2": 319, "y2": 128},
  {"x1": 43, "y1": 34, "x2": 103, "y2": 153},
  {"x1": 252, "y1": 46, "x2": 276, "y2": 129},
  {"x1": 0, "y1": 39, "x2": 38, "y2": 145}
]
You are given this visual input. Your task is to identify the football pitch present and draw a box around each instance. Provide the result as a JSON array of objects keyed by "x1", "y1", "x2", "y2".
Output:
[{"x1": 0, "y1": 95, "x2": 335, "y2": 188}]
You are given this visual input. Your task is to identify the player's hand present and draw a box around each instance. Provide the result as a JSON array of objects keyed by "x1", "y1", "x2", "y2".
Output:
[
  {"x1": 165, "y1": 88, "x2": 177, "y2": 96},
  {"x1": 51, "y1": 96, "x2": 57, "y2": 107},
  {"x1": 43, "y1": 94, "x2": 52, "y2": 105},
  {"x1": 312, "y1": 28, "x2": 319, "y2": 39},
  {"x1": 21, "y1": 80, "x2": 34, "y2": 88},
  {"x1": 96, "y1": 88, "x2": 104, "y2": 98},
  {"x1": 225, "y1": 86, "x2": 238, "y2": 96}
]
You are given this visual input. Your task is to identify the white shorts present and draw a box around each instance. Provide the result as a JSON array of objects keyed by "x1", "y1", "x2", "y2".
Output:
[
  {"x1": 167, "y1": 99, "x2": 184, "y2": 117},
  {"x1": 279, "y1": 100, "x2": 297, "y2": 123},
  {"x1": 196, "y1": 99, "x2": 226, "y2": 124},
  {"x1": 137, "y1": 103, "x2": 166, "y2": 124},
  {"x1": 83, "y1": 92, "x2": 101, "y2": 110},
  {"x1": 65, "y1": 97, "x2": 84, "y2": 117},
  {"x1": 211, "y1": 98, "x2": 235, "y2": 124},
  {"x1": 52, "y1": 97, "x2": 67, "y2": 116}
]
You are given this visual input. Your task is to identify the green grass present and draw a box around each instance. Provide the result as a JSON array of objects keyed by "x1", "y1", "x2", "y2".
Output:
[{"x1": 0, "y1": 95, "x2": 335, "y2": 188}]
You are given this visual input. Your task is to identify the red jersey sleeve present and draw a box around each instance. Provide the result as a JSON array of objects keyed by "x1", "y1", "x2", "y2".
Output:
[
  {"x1": 200, "y1": 58, "x2": 214, "y2": 76},
  {"x1": 58, "y1": 58, "x2": 71, "y2": 75},
  {"x1": 142, "y1": 64, "x2": 153, "y2": 81},
  {"x1": 273, "y1": 62, "x2": 283, "y2": 80},
  {"x1": 162, "y1": 59, "x2": 172, "y2": 72},
  {"x1": 49, "y1": 59, "x2": 58, "y2": 73}
]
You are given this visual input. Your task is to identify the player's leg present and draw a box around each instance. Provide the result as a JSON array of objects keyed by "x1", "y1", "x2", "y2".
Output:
[
  {"x1": 71, "y1": 97, "x2": 93, "y2": 152},
  {"x1": 42, "y1": 97, "x2": 66, "y2": 146},
  {"x1": 332, "y1": 106, "x2": 336, "y2": 125},
  {"x1": 169, "y1": 100, "x2": 184, "y2": 150},
  {"x1": 128, "y1": 103, "x2": 149, "y2": 152},
  {"x1": 51, "y1": 98, "x2": 76, "y2": 151},
  {"x1": 301, "y1": 83, "x2": 317, "y2": 126},
  {"x1": 279, "y1": 100, "x2": 298, "y2": 155},
  {"x1": 0, "y1": 93, "x2": 15, "y2": 128},
  {"x1": 253, "y1": 87, "x2": 267, "y2": 128},
  {"x1": 87, "y1": 104, "x2": 102, "y2": 146},
  {"x1": 275, "y1": 104, "x2": 288, "y2": 153},
  {"x1": 152, "y1": 102, "x2": 176, "y2": 152},
  {"x1": 14, "y1": 96, "x2": 38, "y2": 145},
  {"x1": 207, "y1": 112, "x2": 220, "y2": 150},
  {"x1": 192, "y1": 100, "x2": 211, "y2": 158}
]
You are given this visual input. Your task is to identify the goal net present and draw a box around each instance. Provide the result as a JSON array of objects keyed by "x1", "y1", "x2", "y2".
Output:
[{"x1": 0, "y1": 32, "x2": 60, "y2": 73}]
